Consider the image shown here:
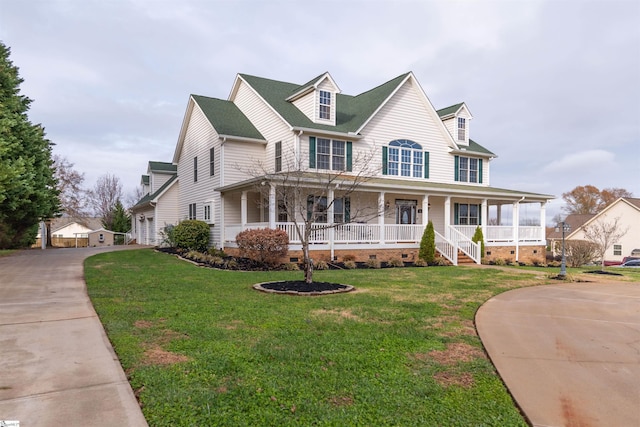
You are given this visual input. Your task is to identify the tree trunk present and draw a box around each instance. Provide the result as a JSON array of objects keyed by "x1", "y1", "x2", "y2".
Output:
[{"x1": 46, "y1": 221, "x2": 53, "y2": 247}]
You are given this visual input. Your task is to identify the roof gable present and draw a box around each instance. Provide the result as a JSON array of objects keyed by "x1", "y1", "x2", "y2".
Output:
[
  {"x1": 437, "y1": 102, "x2": 473, "y2": 120},
  {"x1": 148, "y1": 161, "x2": 177, "y2": 174},
  {"x1": 132, "y1": 175, "x2": 178, "y2": 211}
]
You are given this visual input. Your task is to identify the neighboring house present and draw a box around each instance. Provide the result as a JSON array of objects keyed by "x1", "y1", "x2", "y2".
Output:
[
  {"x1": 130, "y1": 161, "x2": 179, "y2": 245},
  {"x1": 137, "y1": 71, "x2": 555, "y2": 264},
  {"x1": 35, "y1": 217, "x2": 103, "y2": 247},
  {"x1": 547, "y1": 213, "x2": 595, "y2": 258},
  {"x1": 556, "y1": 198, "x2": 640, "y2": 264}
]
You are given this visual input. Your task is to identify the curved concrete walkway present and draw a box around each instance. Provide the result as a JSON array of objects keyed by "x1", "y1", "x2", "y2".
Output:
[
  {"x1": 476, "y1": 282, "x2": 640, "y2": 427},
  {"x1": 0, "y1": 246, "x2": 149, "y2": 427}
]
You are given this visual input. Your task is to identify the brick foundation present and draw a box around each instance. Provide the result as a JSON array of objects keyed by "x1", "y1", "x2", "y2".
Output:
[
  {"x1": 484, "y1": 245, "x2": 546, "y2": 265},
  {"x1": 225, "y1": 244, "x2": 547, "y2": 265}
]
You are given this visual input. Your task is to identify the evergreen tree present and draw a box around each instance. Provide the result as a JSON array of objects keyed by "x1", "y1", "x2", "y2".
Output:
[
  {"x1": 109, "y1": 199, "x2": 131, "y2": 233},
  {"x1": 0, "y1": 42, "x2": 59, "y2": 248},
  {"x1": 472, "y1": 226, "x2": 485, "y2": 262},
  {"x1": 419, "y1": 220, "x2": 436, "y2": 264}
]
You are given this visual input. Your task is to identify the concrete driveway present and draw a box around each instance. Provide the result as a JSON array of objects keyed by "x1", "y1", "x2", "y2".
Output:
[
  {"x1": 476, "y1": 282, "x2": 640, "y2": 427},
  {"x1": 0, "y1": 246, "x2": 148, "y2": 427}
]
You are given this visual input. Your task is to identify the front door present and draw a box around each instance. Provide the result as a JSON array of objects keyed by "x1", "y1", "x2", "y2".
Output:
[{"x1": 395, "y1": 199, "x2": 417, "y2": 224}]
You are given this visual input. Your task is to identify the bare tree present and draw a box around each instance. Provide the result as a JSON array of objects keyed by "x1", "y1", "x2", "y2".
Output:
[
  {"x1": 249, "y1": 146, "x2": 381, "y2": 284},
  {"x1": 53, "y1": 155, "x2": 87, "y2": 218},
  {"x1": 125, "y1": 185, "x2": 147, "y2": 210},
  {"x1": 87, "y1": 173, "x2": 124, "y2": 230},
  {"x1": 562, "y1": 185, "x2": 633, "y2": 215},
  {"x1": 583, "y1": 216, "x2": 629, "y2": 270}
]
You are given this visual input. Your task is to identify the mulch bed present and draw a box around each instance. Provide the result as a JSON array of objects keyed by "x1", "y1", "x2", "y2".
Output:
[{"x1": 254, "y1": 281, "x2": 354, "y2": 296}]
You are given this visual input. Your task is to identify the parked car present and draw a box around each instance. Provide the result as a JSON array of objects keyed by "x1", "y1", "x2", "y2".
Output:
[
  {"x1": 619, "y1": 259, "x2": 640, "y2": 268},
  {"x1": 622, "y1": 256, "x2": 640, "y2": 264},
  {"x1": 630, "y1": 249, "x2": 640, "y2": 256}
]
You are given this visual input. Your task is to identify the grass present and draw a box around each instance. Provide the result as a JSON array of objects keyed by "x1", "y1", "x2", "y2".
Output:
[
  {"x1": 85, "y1": 249, "x2": 554, "y2": 426},
  {"x1": 0, "y1": 249, "x2": 16, "y2": 257}
]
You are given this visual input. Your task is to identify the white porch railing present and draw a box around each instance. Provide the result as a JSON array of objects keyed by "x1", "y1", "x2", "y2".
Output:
[
  {"x1": 449, "y1": 226, "x2": 481, "y2": 264},
  {"x1": 435, "y1": 230, "x2": 457, "y2": 265},
  {"x1": 454, "y1": 225, "x2": 545, "y2": 244}
]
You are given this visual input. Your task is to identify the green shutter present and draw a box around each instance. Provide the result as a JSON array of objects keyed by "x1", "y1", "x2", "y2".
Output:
[
  {"x1": 344, "y1": 197, "x2": 351, "y2": 223},
  {"x1": 309, "y1": 137, "x2": 316, "y2": 169},
  {"x1": 454, "y1": 155, "x2": 459, "y2": 181},
  {"x1": 382, "y1": 146, "x2": 388, "y2": 175},
  {"x1": 346, "y1": 141, "x2": 352, "y2": 172},
  {"x1": 454, "y1": 203, "x2": 459, "y2": 225},
  {"x1": 424, "y1": 151, "x2": 429, "y2": 179},
  {"x1": 478, "y1": 204, "x2": 482, "y2": 225},
  {"x1": 478, "y1": 159, "x2": 483, "y2": 183}
]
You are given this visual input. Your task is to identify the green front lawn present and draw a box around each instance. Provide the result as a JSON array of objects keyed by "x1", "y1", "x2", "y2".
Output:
[{"x1": 85, "y1": 249, "x2": 551, "y2": 426}]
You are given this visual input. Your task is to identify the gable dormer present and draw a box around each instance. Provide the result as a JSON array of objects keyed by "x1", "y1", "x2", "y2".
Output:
[
  {"x1": 141, "y1": 175, "x2": 150, "y2": 196},
  {"x1": 286, "y1": 72, "x2": 340, "y2": 126},
  {"x1": 437, "y1": 102, "x2": 473, "y2": 146}
]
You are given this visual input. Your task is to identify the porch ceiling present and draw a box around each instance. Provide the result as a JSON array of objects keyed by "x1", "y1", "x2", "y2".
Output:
[{"x1": 217, "y1": 173, "x2": 554, "y2": 203}]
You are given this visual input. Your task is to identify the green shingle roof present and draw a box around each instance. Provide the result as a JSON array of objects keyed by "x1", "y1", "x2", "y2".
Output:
[
  {"x1": 133, "y1": 174, "x2": 178, "y2": 210},
  {"x1": 238, "y1": 72, "x2": 410, "y2": 134},
  {"x1": 148, "y1": 161, "x2": 177, "y2": 172},
  {"x1": 467, "y1": 139, "x2": 496, "y2": 157},
  {"x1": 192, "y1": 95, "x2": 265, "y2": 140},
  {"x1": 436, "y1": 103, "x2": 464, "y2": 118}
]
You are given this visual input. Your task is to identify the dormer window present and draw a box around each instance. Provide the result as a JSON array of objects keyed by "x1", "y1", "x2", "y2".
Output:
[
  {"x1": 457, "y1": 117, "x2": 466, "y2": 141},
  {"x1": 319, "y1": 90, "x2": 331, "y2": 120}
]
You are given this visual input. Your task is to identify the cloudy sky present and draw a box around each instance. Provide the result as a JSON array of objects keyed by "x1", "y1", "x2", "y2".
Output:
[{"x1": 2, "y1": 0, "x2": 639, "y2": 222}]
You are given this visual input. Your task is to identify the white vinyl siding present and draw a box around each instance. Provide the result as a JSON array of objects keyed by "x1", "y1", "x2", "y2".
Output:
[
  {"x1": 150, "y1": 172, "x2": 173, "y2": 193},
  {"x1": 233, "y1": 80, "x2": 293, "y2": 173},
  {"x1": 292, "y1": 92, "x2": 315, "y2": 123},
  {"x1": 176, "y1": 103, "x2": 221, "y2": 246},
  {"x1": 361, "y1": 78, "x2": 453, "y2": 183}
]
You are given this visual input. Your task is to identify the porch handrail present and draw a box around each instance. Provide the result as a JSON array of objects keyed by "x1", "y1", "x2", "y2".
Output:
[
  {"x1": 435, "y1": 230, "x2": 457, "y2": 265},
  {"x1": 449, "y1": 226, "x2": 481, "y2": 264}
]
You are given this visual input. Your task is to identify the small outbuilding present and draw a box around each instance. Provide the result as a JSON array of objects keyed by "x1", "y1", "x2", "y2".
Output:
[{"x1": 88, "y1": 228, "x2": 116, "y2": 247}]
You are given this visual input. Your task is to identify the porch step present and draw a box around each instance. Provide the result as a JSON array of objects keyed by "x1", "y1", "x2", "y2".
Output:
[{"x1": 457, "y1": 251, "x2": 476, "y2": 265}]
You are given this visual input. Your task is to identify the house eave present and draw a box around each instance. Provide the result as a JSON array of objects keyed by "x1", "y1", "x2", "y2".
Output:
[
  {"x1": 291, "y1": 126, "x2": 363, "y2": 140},
  {"x1": 219, "y1": 134, "x2": 268, "y2": 144}
]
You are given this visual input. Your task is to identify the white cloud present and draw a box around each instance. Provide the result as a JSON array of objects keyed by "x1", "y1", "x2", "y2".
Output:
[{"x1": 542, "y1": 150, "x2": 616, "y2": 174}]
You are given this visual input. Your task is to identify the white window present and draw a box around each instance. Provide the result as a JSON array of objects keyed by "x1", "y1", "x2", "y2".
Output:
[
  {"x1": 456, "y1": 203, "x2": 479, "y2": 225},
  {"x1": 275, "y1": 141, "x2": 282, "y2": 172},
  {"x1": 457, "y1": 117, "x2": 466, "y2": 141},
  {"x1": 315, "y1": 138, "x2": 345, "y2": 171},
  {"x1": 319, "y1": 90, "x2": 331, "y2": 120},
  {"x1": 188, "y1": 203, "x2": 196, "y2": 220},
  {"x1": 613, "y1": 244, "x2": 622, "y2": 256},
  {"x1": 204, "y1": 204, "x2": 211, "y2": 222},
  {"x1": 193, "y1": 156, "x2": 198, "y2": 182},
  {"x1": 383, "y1": 140, "x2": 426, "y2": 178},
  {"x1": 307, "y1": 196, "x2": 350, "y2": 223},
  {"x1": 209, "y1": 148, "x2": 215, "y2": 176},
  {"x1": 456, "y1": 156, "x2": 481, "y2": 183}
]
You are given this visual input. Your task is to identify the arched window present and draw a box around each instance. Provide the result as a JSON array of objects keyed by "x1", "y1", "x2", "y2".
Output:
[{"x1": 383, "y1": 139, "x2": 428, "y2": 178}]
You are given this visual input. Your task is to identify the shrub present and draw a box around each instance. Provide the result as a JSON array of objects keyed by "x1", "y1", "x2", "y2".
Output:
[
  {"x1": 210, "y1": 256, "x2": 224, "y2": 266},
  {"x1": 235, "y1": 228, "x2": 289, "y2": 266},
  {"x1": 342, "y1": 254, "x2": 356, "y2": 262},
  {"x1": 365, "y1": 258, "x2": 381, "y2": 269},
  {"x1": 419, "y1": 221, "x2": 436, "y2": 264},
  {"x1": 493, "y1": 258, "x2": 506, "y2": 266},
  {"x1": 531, "y1": 258, "x2": 545, "y2": 267},
  {"x1": 432, "y1": 257, "x2": 449, "y2": 266},
  {"x1": 173, "y1": 220, "x2": 210, "y2": 252},
  {"x1": 284, "y1": 262, "x2": 300, "y2": 271},
  {"x1": 414, "y1": 258, "x2": 428, "y2": 267},
  {"x1": 472, "y1": 226, "x2": 485, "y2": 260},
  {"x1": 314, "y1": 260, "x2": 329, "y2": 270},
  {"x1": 343, "y1": 260, "x2": 357, "y2": 269},
  {"x1": 207, "y1": 247, "x2": 226, "y2": 257},
  {"x1": 565, "y1": 240, "x2": 597, "y2": 267},
  {"x1": 159, "y1": 223, "x2": 176, "y2": 248},
  {"x1": 387, "y1": 258, "x2": 404, "y2": 268}
]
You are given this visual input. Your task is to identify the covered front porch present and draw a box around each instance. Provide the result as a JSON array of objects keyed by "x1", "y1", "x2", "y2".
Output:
[{"x1": 219, "y1": 185, "x2": 549, "y2": 265}]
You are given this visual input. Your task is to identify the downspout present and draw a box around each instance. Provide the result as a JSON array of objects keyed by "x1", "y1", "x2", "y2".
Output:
[
  {"x1": 515, "y1": 196, "x2": 525, "y2": 262},
  {"x1": 294, "y1": 130, "x2": 303, "y2": 169},
  {"x1": 220, "y1": 136, "x2": 226, "y2": 187}
]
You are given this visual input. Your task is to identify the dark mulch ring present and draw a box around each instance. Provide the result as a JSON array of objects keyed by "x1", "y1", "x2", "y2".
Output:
[
  {"x1": 254, "y1": 281, "x2": 354, "y2": 296},
  {"x1": 584, "y1": 270, "x2": 623, "y2": 276}
]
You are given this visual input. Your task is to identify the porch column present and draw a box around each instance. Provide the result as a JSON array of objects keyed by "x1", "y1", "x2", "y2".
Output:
[
  {"x1": 422, "y1": 195, "x2": 429, "y2": 226},
  {"x1": 220, "y1": 195, "x2": 225, "y2": 248},
  {"x1": 513, "y1": 200, "x2": 520, "y2": 261},
  {"x1": 268, "y1": 184, "x2": 276, "y2": 229},
  {"x1": 444, "y1": 196, "x2": 451, "y2": 239},
  {"x1": 328, "y1": 188, "x2": 335, "y2": 259},
  {"x1": 241, "y1": 191, "x2": 248, "y2": 228},
  {"x1": 378, "y1": 192, "x2": 385, "y2": 244},
  {"x1": 481, "y1": 199, "x2": 488, "y2": 238},
  {"x1": 496, "y1": 203, "x2": 502, "y2": 225},
  {"x1": 539, "y1": 201, "x2": 547, "y2": 241}
]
